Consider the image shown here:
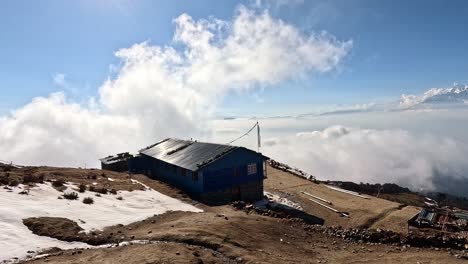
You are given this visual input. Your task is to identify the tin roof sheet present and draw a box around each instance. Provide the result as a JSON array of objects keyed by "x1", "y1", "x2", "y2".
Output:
[{"x1": 139, "y1": 138, "x2": 241, "y2": 171}]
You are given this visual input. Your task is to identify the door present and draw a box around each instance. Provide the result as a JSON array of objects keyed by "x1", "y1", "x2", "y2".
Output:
[{"x1": 232, "y1": 185, "x2": 241, "y2": 201}]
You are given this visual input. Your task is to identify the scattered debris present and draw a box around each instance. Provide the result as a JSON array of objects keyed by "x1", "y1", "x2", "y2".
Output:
[
  {"x1": 268, "y1": 159, "x2": 315, "y2": 181},
  {"x1": 306, "y1": 197, "x2": 349, "y2": 217},
  {"x1": 301, "y1": 191, "x2": 332, "y2": 205},
  {"x1": 263, "y1": 191, "x2": 303, "y2": 210},
  {"x1": 408, "y1": 206, "x2": 468, "y2": 239},
  {"x1": 325, "y1": 185, "x2": 370, "y2": 199},
  {"x1": 232, "y1": 201, "x2": 324, "y2": 225}
]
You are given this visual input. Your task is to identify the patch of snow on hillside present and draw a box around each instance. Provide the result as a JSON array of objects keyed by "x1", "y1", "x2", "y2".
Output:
[
  {"x1": 0, "y1": 183, "x2": 202, "y2": 262},
  {"x1": 264, "y1": 191, "x2": 303, "y2": 210}
]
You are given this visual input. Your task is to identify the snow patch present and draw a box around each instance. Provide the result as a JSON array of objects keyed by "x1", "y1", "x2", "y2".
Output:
[
  {"x1": 0, "y1": 183, "x2": 202, "y2": 262},
  {"x1": 264, "y1": 191, "x2": 303, "y2": 210}
]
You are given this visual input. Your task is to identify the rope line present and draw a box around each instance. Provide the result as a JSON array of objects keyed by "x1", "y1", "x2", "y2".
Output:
[{"x1": 226, "y1": 121, "x2": 258, "y2": 145}]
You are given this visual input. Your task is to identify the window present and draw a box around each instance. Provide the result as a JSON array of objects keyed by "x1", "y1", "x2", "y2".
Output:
[
  {"x1": 192, "y1": 171, "x2": 199, "y2": 181},
  {"x1": 181, "y1": 168, "x2": 187, "y2": 177},
  {"x1": 233, "y1": 167, "x2": 239, "y2": 177},
  {"x1": 247, "y1": 163, "x2": 257, "y2": 175}
]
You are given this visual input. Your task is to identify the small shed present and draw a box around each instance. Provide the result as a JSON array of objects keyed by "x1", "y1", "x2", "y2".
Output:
[
  {"x1": 100, "y1": 152, "x2": 133, "y2": 172},
  {"x1": 129, "y1": 138, "x2": 268, "y2": 204}
]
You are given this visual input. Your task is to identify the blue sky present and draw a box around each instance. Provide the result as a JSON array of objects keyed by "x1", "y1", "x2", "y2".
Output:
[{"x1": 2, "y1": 0, "x2": 468, "y2": 116}]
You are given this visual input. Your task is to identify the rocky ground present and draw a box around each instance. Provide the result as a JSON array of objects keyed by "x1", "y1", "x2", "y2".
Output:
[
  {"x1": 1, "y1": 163, "x2": 466, "y2": 263},
  {"x1": 22, "y1": 208, "x2": 468, "y2": 264}
]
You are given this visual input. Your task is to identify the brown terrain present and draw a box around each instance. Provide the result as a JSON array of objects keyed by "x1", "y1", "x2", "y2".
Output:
[{"x1": 0, "y1": 163, "x2": 466, "y2": 264}]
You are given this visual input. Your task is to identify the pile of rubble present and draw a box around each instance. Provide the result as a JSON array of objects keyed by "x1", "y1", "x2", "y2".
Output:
[
  {"x1": 316, "y1": 226, "x2": 467, "y2": 249},
  {"x1": 232, "y1": 201, "x2": 323, "y2": 225}
]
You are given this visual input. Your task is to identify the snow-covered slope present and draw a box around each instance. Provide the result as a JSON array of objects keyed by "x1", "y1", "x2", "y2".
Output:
[
  {"x1": 0, "y1": 182, "x2": 202, "y2": 262},
  {"x1": 400, "y1": 83, "x2": 468, "y2": 108}
]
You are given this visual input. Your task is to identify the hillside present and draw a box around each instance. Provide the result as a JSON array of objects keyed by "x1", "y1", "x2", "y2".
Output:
[
  {"x1": 325, "y1": 180, "x2": 468, "y2": 210},
  {"x1": 0, "y1": 163, "x2": 466, "y2": 263}
]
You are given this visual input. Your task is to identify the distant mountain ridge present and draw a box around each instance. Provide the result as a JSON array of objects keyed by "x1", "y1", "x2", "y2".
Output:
[{"x1": 400, "y1": 83, "x2": 468, "y2": 108}]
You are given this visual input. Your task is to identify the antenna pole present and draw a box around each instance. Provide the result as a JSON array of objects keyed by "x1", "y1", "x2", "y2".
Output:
[{"x1": 257, "y1": 121, "x2": 261, "y2": 153}]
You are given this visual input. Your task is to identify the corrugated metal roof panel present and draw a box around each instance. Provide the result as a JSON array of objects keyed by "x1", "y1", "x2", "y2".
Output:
[
  {"x1": 139, "y1": 138, "x2": 239, "y2": 171},
  {"x1": 100, "y1": 152, "x2": 133, "y2": 165}
]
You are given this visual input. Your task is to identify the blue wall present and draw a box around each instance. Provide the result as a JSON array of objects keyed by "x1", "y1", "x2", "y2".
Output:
[
  {"x1": 201, "y1": 148, "x2": 264, "y2": 192},
  {"x1": 129, "y1": 148, "x2": 265, "y2": 194},
  {"x1": 130, "y1": 155, "x2": 204, "y2": 193}
]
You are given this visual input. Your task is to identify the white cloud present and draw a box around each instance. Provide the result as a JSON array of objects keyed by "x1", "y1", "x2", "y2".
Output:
[
  {"x1": 263, "y1": 126, "x2": 468, "y2": 197},
  {"x1": 0, "y1": 6, "x2": 350, "y2": 167},
  {"x1": 52, "y1": 73, "x2": 67, "y2": 87},
  {"x1": 0, "y1": 92, "x2": 142, "y2": 167}
]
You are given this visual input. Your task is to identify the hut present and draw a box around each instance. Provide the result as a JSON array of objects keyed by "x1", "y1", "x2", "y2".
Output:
[
  {"x1": 100, "y1": 152, "x2": 133, "y2": 172},
  {"x1": 129, "y1": 138, "x2": 268, "y2": 204}
]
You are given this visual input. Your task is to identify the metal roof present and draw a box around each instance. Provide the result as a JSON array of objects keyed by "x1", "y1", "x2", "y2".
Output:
[
  {"x1": 100, "y1": 152, "x2": 133, "y2": 165},
  {"x1": 139, "y1": 138, "x2": 258, "y2": 171}
]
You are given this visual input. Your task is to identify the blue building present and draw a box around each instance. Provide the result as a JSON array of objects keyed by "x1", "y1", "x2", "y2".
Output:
[
  {"x1": 128, "y1": 138, "x2": 268, "y2": 204},
  {"x1": 100, "y1": 152, "x2": 132, "y2": 172}
]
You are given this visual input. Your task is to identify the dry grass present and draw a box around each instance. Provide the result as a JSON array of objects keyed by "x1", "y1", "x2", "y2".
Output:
[
  {"x1": 264, "y1": 165, "x2": 420, "y2": 230},
  {"x1": 370, "y1": 205, "x2": 421, "y2": 233},
  {"x1": 0, "y1": 166, "x2": 146, "y2": 194},
  {"x1": 82, "y1": 197, "x2": 94, "y2": 204}
]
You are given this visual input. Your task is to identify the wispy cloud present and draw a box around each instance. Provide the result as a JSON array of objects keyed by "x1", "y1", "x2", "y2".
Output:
[
  {"x1": 254, "y1": 0, "x2": 305, "y2": 9},
  {"x1": 52, "y1": 73, "x2": 67, "y2": 87}
]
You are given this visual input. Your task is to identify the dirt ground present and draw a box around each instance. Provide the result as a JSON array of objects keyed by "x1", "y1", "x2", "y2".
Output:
[
  {"x1": 263, "y1": 166, "x2": 420, "y2": 233},
  {"x1": 1, "y1": 164, "x2": 464, "y2": 264},
  {"x1": 370, "y1": 205, "x2": 421, "y2": 231},
  {"x1": 23, "y1": 209, "x2": 467, "y2": 264}
]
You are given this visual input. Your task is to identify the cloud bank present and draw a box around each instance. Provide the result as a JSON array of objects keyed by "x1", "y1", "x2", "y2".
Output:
[
  {"x1": 263, "y1": 125, "x2": 468, "y2": 197},
  {"x1": 0, "y1": 6, "x2": 351, "y2": 167}
]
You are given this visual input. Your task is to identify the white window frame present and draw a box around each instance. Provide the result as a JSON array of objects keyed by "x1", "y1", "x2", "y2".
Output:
[{"x1": 247, "y1": 163, "x2": 257, "y2": 175}]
